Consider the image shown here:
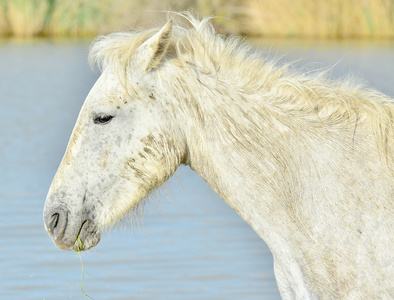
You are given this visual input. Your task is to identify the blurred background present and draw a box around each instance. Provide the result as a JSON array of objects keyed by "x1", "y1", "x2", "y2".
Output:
[
  {"x1": 0, "y1": 1, "x2": 393, "y2": 300},
  {"x1": 0, "y1": 0, "x2": 393, "y2": 38}
]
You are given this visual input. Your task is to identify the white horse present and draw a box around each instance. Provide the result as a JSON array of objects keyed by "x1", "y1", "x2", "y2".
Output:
[{"x1": 44, "y1": 15, "x2": 394, "y2": 299}]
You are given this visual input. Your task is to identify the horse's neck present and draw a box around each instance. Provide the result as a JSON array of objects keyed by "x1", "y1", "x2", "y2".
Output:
[
  {"x1": 177, "y1": 72, "x2": 388, "y2": 246},
  {"x1": 184, "y1": 101, "x2": 393, "y2": 297},
  {"x1": 163, "y1": 60, "x2": 393, "y2": 299},
  {"x1": 164, "y1": 62, "x2": 389, "y2": 235},
  {"x1": 186, "y1": 112, "x2": 315, "y2": 240}
]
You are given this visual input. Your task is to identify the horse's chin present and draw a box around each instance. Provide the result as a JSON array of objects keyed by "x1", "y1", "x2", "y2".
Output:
[
  {"x1": 73, "y1": 220, "x2": 101, "y2": 252},
  {"x1": 73, "y1": 233, "x2": 100, "y2": 251}
]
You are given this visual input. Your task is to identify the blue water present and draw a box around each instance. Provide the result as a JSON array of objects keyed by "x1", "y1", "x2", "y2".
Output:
[{"x1": 0, "y1": 38, "x2": 393, "y2": 300}]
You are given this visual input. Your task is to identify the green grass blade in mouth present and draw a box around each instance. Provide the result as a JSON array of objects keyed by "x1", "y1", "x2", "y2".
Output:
[{"x1": 76, "y1": 235, "x2": 94, "y2": 300}]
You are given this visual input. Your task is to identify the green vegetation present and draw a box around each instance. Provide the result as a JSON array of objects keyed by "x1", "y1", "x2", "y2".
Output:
[
  {"x1": 0, "y1": 0, "x2": 188, "y2": 37},
  {"x1": 76, "y1": 236, "x2": 94, "y2": 299},
  {"x1": 0, "y1": 0, "x2": 126, "y2": 37},
  {"x1": 1, "y1": 0, "x2": 392, "y2": 38},
  {"x1": 243, "y1": 0, "x2": 394, "y2": 38}
]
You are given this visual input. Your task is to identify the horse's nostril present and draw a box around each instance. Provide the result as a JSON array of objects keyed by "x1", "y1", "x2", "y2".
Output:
[
  {"x1": 50, "y1": 213, "x2": 59, "y2": 229},
  {"x1": 45, "y1": 209, "x2": 68, "y2": 241}
]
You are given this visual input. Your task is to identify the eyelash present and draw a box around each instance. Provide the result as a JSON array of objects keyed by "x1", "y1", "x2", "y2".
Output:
[{"x1": 94, "y1": 114, "x2": 114, "y2": 125}]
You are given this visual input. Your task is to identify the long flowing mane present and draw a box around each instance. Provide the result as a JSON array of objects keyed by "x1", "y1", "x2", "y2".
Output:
[{"x1": 89, "y1": 13, "x2": 394, "y2": 163}]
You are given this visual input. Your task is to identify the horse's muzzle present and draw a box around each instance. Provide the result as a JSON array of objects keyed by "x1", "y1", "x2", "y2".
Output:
[{"x1": 44, "y1": 206, "x2": 100, "y2": 251}]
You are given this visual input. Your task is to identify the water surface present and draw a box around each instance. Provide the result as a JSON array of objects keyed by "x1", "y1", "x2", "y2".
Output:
[{"x1": 0, "y1": 38, "x2": 393, "y2": 299}]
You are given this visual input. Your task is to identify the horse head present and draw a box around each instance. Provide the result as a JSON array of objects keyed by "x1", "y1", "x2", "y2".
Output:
[{"x1": 44, "y1": 20, "x2": 186, "y2": 251}]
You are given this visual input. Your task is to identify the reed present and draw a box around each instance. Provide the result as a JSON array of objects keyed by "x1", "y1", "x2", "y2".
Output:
[
  {"x1": 242, "y1": 0, "x2": 394, "y2": 38},
  {"x1": 0, "y1": 0, "x2": 392, "y2": 40},
  {"x1": 0, "y1": 0, "x2": 49, "y2": 36}
]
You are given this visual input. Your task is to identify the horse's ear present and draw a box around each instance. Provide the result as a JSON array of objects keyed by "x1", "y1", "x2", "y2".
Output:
[{"x1": 136, "y1": 20, "x2": 173, "y2": 71}]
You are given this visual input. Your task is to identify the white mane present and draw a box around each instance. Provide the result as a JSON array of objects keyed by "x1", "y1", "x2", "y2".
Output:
[{"x1": 89, "y1": 14, "x2": 394, "y2": 164}]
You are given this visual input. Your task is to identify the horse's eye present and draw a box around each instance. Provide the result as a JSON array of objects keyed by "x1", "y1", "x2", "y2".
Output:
[{"x1": 94, "y1": 114, "x2": 113, "y2": 125}]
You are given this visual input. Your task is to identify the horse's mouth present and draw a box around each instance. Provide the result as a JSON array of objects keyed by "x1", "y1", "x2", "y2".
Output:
[
  {"x1": 44, "y1": 204, "x2": 101, "y2": 251},
  {"x1": 73, "y1": 220, "x2": 101, "y2": 252},
  {"x1": 47, "y1": 220, "x2": 101, "y2": 251}
]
